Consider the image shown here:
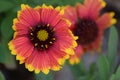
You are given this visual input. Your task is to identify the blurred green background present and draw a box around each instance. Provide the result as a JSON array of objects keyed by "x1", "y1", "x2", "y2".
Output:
[{"x1": 0, "y1": 0, "x2": 120, "y2": 80}]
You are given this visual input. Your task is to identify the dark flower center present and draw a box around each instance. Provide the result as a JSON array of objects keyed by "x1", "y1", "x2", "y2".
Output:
[
  {"x1": 29, "y1": 24, "x2": 55, "y2": 50},
  {"x1": 73, "y1": 19, "x2": 98, "y2": 45}
]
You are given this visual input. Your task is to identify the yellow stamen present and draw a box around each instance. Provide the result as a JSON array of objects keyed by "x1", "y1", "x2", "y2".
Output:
[
  {"x1": 41, "y1": 45, "x2": 44, "y2": 47},
  {"x1": 52, "y1": 38, "x2": 56, "y2": 40},
  {"x1": 30, "y1": 33, "x2": 33, "y2": 35},
  {"x1": 35, "y1": 43, "x2": 38, "y2": 46},
  {"x1": 30, "y1": 27, "x2": 33, "y2": 30},
  {"x1": 37, "y1": 30, "x2": 49, "y2": 41},
  {"x1": 38, "y1": 25, "x2": 41, "y2": 27},
  {"x1": 45, "y1": 44, "x2": 48, "y2": 48},
  {"x1": 47, "y1": 24, "x2": 50, "y2": 27},
  {"x1": 31, "y1": 38, "x2": 34, "y2": 40},
  {"x1": 49, "y1": 41, "x2": 52, "y2": 44}
]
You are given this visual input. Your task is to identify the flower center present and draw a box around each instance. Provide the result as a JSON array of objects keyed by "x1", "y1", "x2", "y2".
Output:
[
  {"x1": 37, "y1": 30, "x2": 48, "y2": 41},
  {"x1": 73, "y1": 19, "x2": 98, "y2": 45},
  {"x1": 29, "y1": 24, "x2": 55, "y2": 50}
]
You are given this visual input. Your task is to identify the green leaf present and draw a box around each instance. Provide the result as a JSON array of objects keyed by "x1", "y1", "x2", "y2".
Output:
[
  {"x1": 107, "y1": 26, "x2": 118, "y2": 71},
  {"x1": 0, "y1": 0, "x2": 14, "y2": 12},
  {"x1": 0, "y1": 44, "x2": 6, "y2": 63},
  {"x1": 5, "y1": 0, "x2": 26, "y2": 4},
  {"x1": 30, "y1": 0, "x2": 84, "y2": 6},
  {"x1": 1, "y1": 12, "x2": 16, "y2": 39},
  {"x1": 35, "y1": 72, "x2": 54, "y2": 80},
  {"x1": 68, "y1": 61, "x2": 86, "y2": 80},
  {"x1": 110, "y1": 66, "x2": 120, "y2": 80},
  {"x1": 59, "y1": 0, "x2": 84, "y2": 6},
  {"x1": 27, "y1": 0, "x2": 58, "y2": 6},
  {"x1": 110, "y1": 74, "x2": 115, "y2": 80},
  {"x1": 0, "y1": 71, "x2": 5, "y2": 80},
  {"x1": 0, "y1": 13, "x2": 16, "y2": 68},
  {"x1": 78, "y1": 74, "x2": 97, "y2": 80},
  {"x1": 89, "y1": 63, "x2": 96, "y2": 75},
  {"x1": 0, "y1": 39, "x2": 16, "y2": 69},
  {"x1": 115, "y1": 66, "x2": 120, "y2": 80},
  {"x1": 78, "y1": 75, "x2": 89, "y2": 80},
  {"x1": 11, "y1": 0, "x2": 27, "y2": 5},
  {"x1": 98, "y1": 55, "x2": 110, "y2": 80}
]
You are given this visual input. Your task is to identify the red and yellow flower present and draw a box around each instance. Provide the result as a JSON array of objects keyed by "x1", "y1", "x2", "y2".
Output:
[
  {"x1": 8, "y1": 4, "x2": 77, "y2": 74},
  {"x1": 64, "y1": 0, "x2": 116, "y2": 64}
]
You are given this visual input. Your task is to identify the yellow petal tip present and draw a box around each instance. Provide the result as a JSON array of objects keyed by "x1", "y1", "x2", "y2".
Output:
[
  {"x1": 65, "y1": 48, "x2": 75, "y2": 55},
  {"x1": 100, "y1": 0, "x2": 106, "y2": 7},
  {"x1": 52, "y1": 66, "x2": 61, "y2": 71},
  {"x1": 16, "y1": 55, "x2": 24, "y2": 60},
  {"x1": 19, "y1": 60, "x2": 24, "y2": 64},
  {"x1": 69, "y1": 58, "x2": 80, "y2": 65},
  {"x1": 28, "y1": 65, "x2": 34, "y2": 71},
  {"x1": 35, "y1": 69, "x2": 40, "y2": 74},
  {"x1": 42, "y1": 69, "x2": 49, "y2": 74},
  {"x1": 111, "y1": 18, "x2": 117, "y2": 24},
  {"x1": 58, "y1": 59, "x2": 65, "y2": 65},
  {"x1": 55, "y1": 6, "x2": 61, "y2": 11},
  {"x1": 8, "y1": 41, "x2": 17, "y2": 55},
  {"x1": 60, "y1": 9, "x2": 64, "y2": 15}
]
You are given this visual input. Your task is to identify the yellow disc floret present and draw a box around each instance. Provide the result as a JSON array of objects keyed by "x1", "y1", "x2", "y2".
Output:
[{"x1": 37, "y1": 30, "x2": 49, "y2": 41}]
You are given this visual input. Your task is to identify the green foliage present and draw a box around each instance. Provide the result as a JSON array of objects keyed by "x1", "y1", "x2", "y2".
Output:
[
  {"x1": 26, "y1": 0, "x2": 83, "y2": 6},
  {"x1": 68, "y1": 61, "x2": 86, "y2": 80},
  {"x1": 115, "y1": 66, "x2": 120, "y2": 80},
  {"x1": 35, "y1": 71, "x2": 54, "y2": 80},
  {"x1": 110, "y1": 74, "x2": 116, "y2": 80},
  {"x1": 110, "y1": 66, "x2": 120, "y2": 80},
  {"x1": 1, "y1": 12, "x2": 16, "y2": 39},
  {"x1": 98, "y1": 55, "x2": 110, "y2": 80},
  {"x1": 0, "y1": 71, "x2": 5, "y2": 80},
  {"x1": 11, "y1": 0, "x2": 27, "y2": 4},
  {"x1": 0, "y1": 40, "x2": 16, "y2": 69},
  {"x1": 0, "y1": 11, "x2": 16, "y2": 69},
  {"x1": 0, "y1": 0, "x2": 14, "y2": 12},
  {"x1": 107, "y1": 26, "x2": 118, "y2": 72}
]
